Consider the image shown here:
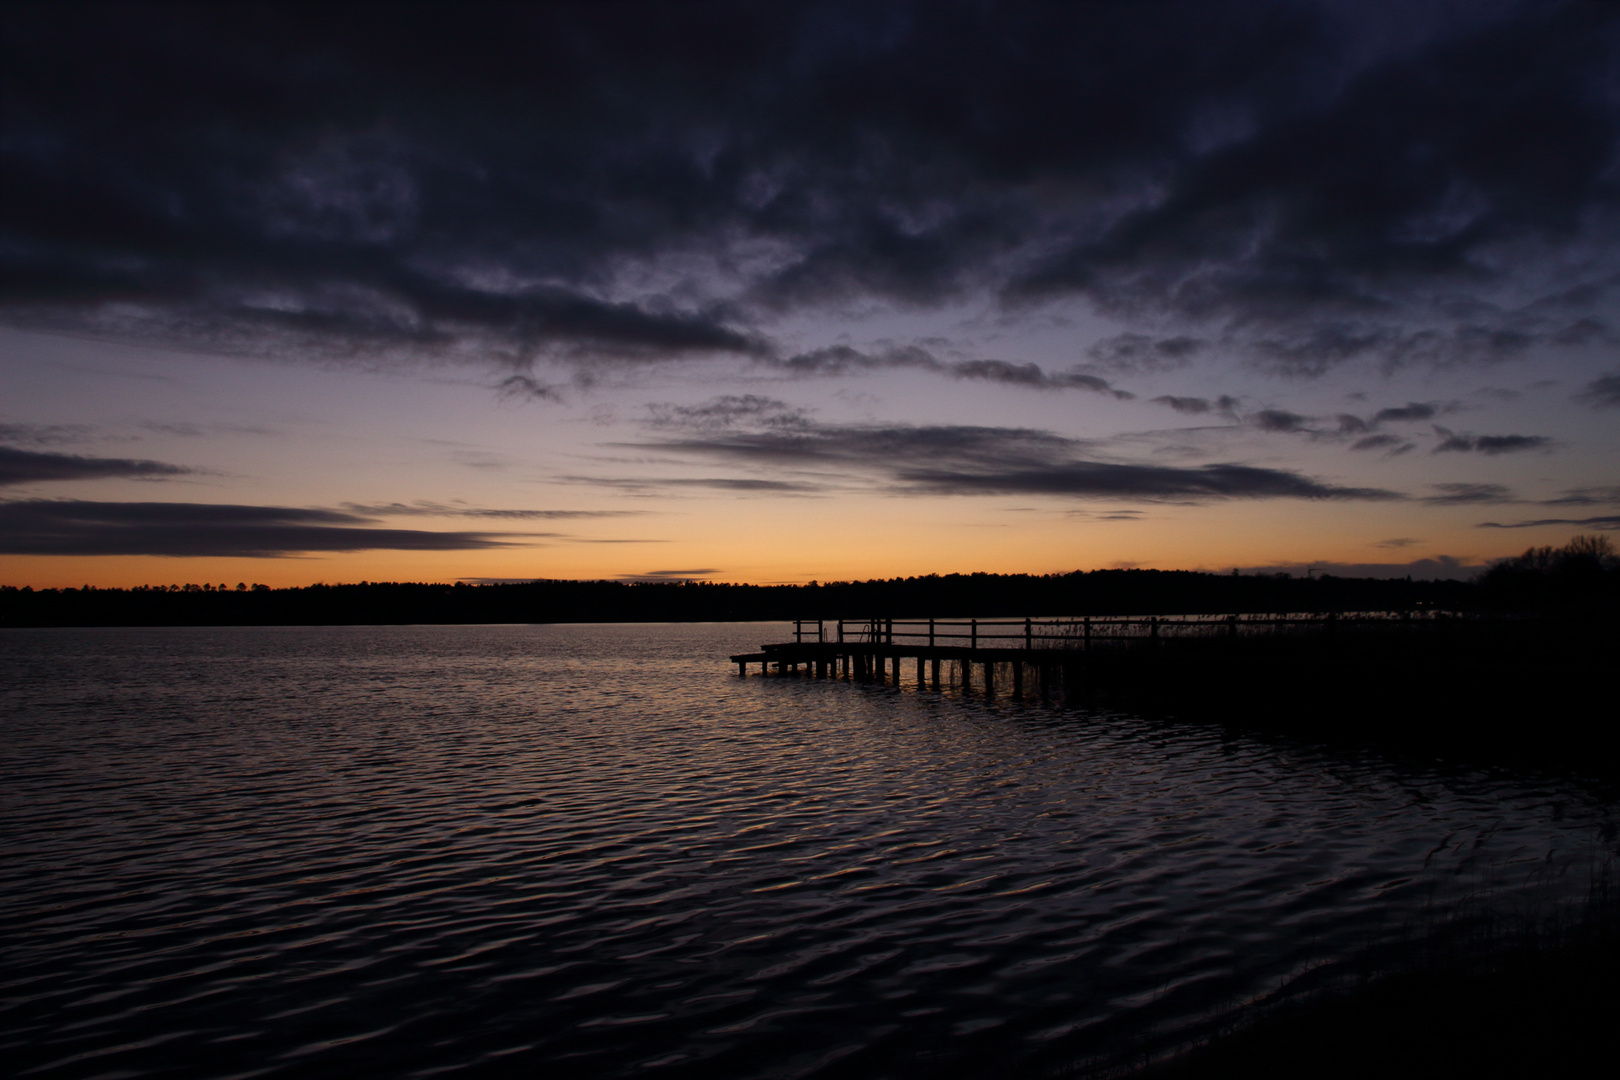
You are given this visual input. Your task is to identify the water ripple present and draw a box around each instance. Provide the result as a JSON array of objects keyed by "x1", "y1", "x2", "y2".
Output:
[{"x1": 2, "y1": 623, "x2": 1615, "y2": 1079}]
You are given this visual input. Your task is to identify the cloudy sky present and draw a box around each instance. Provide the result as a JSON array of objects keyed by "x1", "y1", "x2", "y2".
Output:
[{"x1": 3, "y1": 0, "x2": 1618, "y2": 587}]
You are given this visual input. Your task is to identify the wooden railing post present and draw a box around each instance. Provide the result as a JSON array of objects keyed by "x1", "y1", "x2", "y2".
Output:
[
  {"x1": 1084, "y1": 617, "x2": 1091, "y2": 650},
  {"x1": 1025, "y1": 617, "x2": 1032, "y2": 649},
  {"x1": 929, "y1": 618, "x2": 935, "y2": 647},
  {"x1": 971, "y1": 619, "x2": 978, "y2": 649}
]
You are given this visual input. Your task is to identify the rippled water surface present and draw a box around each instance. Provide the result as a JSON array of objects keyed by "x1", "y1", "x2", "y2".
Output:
[{"x1": 3, "y1": 624, "x2": 1615, "y2": 1079}]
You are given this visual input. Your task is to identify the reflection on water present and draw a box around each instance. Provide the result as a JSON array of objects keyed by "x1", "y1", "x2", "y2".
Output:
[{"x1": 2, "y1": 624, "x2": 1614, "y2": 1079}]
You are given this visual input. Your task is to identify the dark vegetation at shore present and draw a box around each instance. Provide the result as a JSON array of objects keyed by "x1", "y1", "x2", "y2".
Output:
[
  {"x1": 1114, "y1": 875, "x2": 1620, "y2": 1080},
  {"x1": 3, "y1": 537, "x2": 1615, "y2": 627}
]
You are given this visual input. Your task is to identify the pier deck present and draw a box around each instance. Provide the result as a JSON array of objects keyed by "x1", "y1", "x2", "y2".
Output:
[{"x1": 728, "y1": 614, "x2": 1472, "y2": 696}]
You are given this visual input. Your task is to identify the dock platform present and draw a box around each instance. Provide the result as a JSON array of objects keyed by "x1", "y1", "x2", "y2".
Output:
[{"x1": 728, "y1": 614, "x2": 1450, "y2": 697}]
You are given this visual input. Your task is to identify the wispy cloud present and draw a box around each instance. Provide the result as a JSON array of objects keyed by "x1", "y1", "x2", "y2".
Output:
[
  {"x1": 1423, "y1": 483, "x2": 1517, "y2": 505},
  {"x1": 1432, "y1": 428, "x2": 1552, "y2": 455},
  {"x1": 341, "y1": 501, "x2": 646, "y2": 520},
  {"x1": 617, "y1": 568, "x2": 721, "y2": 582},
  {"x1": 0, "y1": 423, "x2": 95, "y2": 446},
  {"x1": 1577, "y1": 372, "x2": 1620, "y2": 408},
  {"x1": 1477, "y1": 514, "x2": 1620, "y2": 531},
  {"x1": 779, "y1": 346, "x2": 1131, "y2": 395}
]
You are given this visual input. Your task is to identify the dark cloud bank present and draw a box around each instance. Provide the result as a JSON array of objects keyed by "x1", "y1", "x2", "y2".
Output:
[
  {"x1": 0, "y1": 500, "x2": 538, "y2": 557},
  {"x1": 0, "y1": 446, "x2": 193, "y2": 485},
  {"x1": 4, "y1": 1, "x2": 1618, "y2": 379},
  {"x1": 627, "y1": 396, "x2": 1399, "y2": 501}
]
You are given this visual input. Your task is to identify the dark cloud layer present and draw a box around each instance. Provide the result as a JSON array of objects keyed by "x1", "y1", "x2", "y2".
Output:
[
  {"x1": 0, "y1": 500, "x2": 533, "y2": 556},
  {"x1": 779, "y1": 346, "x2": 1129, "y2": 395},
  {"x1": 631, "y1": 404, "x2": 1399, "y2": 502},
  {"x1": 4, "y1": 1, "x2": 1617, "y2": 379},
  {"x1": 0, "y1": 445, "x2": 192, "y2": 486}
]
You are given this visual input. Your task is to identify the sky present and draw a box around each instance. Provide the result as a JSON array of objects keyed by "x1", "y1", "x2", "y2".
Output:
[{"x1": 2, "y1": 0, "x2": 1618, "y2": 588}]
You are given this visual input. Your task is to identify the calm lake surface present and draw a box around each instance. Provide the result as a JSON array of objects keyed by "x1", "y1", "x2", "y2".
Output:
[{"x1": 3, "y1": 623, "x2": 1615, "y2": 1079}]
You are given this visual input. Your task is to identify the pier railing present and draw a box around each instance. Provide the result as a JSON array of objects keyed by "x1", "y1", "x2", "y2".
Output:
[{"x1": 794, "y1": 612, "x2": 1473, "y2": 649}]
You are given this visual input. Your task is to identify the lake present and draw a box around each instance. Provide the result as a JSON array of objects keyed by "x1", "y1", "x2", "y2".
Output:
[{"x1": 3, "y1": 623, "x2": 1614, "y2": 1079}]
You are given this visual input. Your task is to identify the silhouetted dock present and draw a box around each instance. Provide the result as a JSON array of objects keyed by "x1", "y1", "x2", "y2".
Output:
[{"x1": 728, "y1": 614, "x2": 1474, "y2": 698}]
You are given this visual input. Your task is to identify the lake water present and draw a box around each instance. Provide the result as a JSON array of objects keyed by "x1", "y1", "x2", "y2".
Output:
[{"x1": 3, "y1": 623, "x2": 1615, "y2": 1079}]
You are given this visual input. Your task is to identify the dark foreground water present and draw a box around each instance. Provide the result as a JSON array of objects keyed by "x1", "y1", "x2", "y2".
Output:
[{"x1": 3, "y1": 624, "x2": 1615, "y2": 1080}]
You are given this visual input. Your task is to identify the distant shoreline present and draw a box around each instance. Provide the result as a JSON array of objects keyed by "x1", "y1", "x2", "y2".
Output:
[
  {"x1": 7, "y1": 539, "x2": 1613, "y2": 628},
  {"x1": 0, "y1": 567, "x2": 1513, "y2": 627}
]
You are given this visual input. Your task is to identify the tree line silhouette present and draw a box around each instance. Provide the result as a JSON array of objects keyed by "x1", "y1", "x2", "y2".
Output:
[{"x1": 3, "y1": 537, "x2": 1613, "y2": 627}]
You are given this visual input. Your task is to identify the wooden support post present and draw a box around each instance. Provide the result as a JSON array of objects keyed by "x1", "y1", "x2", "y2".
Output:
[
  {"x1": 917, "y1": 655, "x2": 925, "y2": 687},
  {"x1": 983, "y1": 660, "x2": 995, "y2": 697},
  {"x1": 1012, "y1": 660, "x2": 1023, "y2": 697},
  {"x1": 931, "y1": 657, "x2": 941, "y2": 690},
  {"x1": 962, "y1": 658, "x2": 972, "y2": 692},
  {"x1": 738, "y1": 660, "x2": 746, "y2": 676}
]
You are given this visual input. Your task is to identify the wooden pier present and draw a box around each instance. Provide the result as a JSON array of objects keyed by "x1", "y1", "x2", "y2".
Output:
[{"x1": 728, "y1": 614, "x2": 1455, "y2": 699}]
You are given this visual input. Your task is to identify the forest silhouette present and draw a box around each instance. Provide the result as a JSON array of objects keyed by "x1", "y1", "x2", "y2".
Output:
[{"x1": 3, "y1": 537, "x2": 1614, "y2": 627}]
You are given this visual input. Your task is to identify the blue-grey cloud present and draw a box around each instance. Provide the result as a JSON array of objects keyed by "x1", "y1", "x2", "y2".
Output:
[
  {"x1": 0, "y1": 500, "x2": 539, "y2": 556},
  {"x1": 0, "y1": 445, "x2": 192, "y2": 486}
]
